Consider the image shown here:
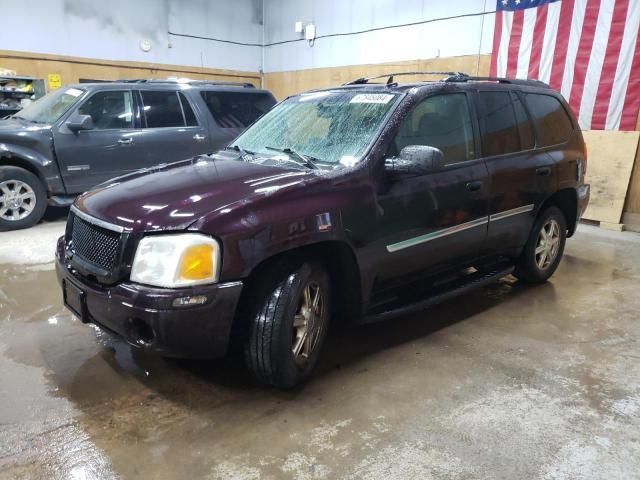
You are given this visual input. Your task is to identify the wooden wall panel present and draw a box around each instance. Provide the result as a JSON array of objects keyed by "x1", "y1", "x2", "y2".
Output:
[
  {"x1": 263, "y1": 54, "x2": 490, "y2": 100},
  {"x1": 582, "y1": 130, "x2": 640, "y2": 225},
  {"x1": 0, "y1": 50, "x2": 261, "y2": 88}
]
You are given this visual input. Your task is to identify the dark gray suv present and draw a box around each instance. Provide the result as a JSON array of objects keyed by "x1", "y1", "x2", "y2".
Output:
[{"x1": 0, "y1": 79, "x2": 276, "y2": 230}]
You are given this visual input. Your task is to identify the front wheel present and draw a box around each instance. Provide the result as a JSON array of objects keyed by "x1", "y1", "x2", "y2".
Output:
[
  {"x1": 514, "y1": 206, "x2": 567, "y2": 283},
  {"x1": 244, "y1": 260, "x2": 331, "y2": 388},
  {"x1": 0, "y1": 166, "x2": 47, "y2": 231}
]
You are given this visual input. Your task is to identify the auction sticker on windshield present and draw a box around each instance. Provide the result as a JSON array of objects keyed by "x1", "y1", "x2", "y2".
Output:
[
  {"x1": 350, "y1": 93, "x2": 394, "y2": 104},
  {"x1": 65, "y1": 88, "x2": 83, "y2": 97}
]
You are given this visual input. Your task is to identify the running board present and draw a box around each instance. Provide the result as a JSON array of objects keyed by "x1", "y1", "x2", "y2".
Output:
[{"x1": 363, "y1": 264, "x2": 515, "y2": 324}]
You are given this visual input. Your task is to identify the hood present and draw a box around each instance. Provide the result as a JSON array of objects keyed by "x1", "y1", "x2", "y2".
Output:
[
  {"x1": 75, "y1": 152, "x2": 319, "y2": 231},
  {"x1": 0, "y1": 117, "x2": 51, "y2": 137}
]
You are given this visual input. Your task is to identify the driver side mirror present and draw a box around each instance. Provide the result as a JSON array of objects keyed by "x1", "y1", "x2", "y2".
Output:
[
  {"x1": 66, "y1": 114, "x2": 94, "y2": 132},
  {"x1": 385, "y1": 145, "x2": 445, "y2": 176}
]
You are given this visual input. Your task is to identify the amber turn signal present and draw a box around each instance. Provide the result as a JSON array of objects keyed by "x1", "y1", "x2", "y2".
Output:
[{"x1": 178, "y1": 244, "x2": 215, "y2": 281}]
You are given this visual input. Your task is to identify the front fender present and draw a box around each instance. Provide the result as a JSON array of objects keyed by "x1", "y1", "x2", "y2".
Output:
[{"x1": 0, "y1": 142, "x2": 65, "y2": 194}]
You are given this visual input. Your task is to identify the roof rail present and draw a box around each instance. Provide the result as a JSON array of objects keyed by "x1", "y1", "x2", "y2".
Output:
[
  {"x1": 443, "y1": 74, "x2": 550, "y2": 88},
  {"x1": 114, "y1": 78, "x2": 255, "y2": 88},
  {"x1": 344, "y1": 71, "x2": 465, "y2": 86}
]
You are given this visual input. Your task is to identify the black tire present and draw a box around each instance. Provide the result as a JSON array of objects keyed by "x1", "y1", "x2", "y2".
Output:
[
  {"x1": 0, "y1": 166, "x2": 47, "y2": 231},
  {"x1": 514, "y1": 206, "x2": 567, "y2": 283},
  {"x1": 244, "y1": 259, "x2": 331, "y2": 388}
]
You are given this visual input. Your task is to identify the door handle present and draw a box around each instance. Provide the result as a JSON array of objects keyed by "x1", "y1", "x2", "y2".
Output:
[
  {"x1": 536, "y1": 166, "x2": 551, "y2": 176},
  {"x1": 193, "y1": 134, "x2": 207, "y2": 142},
  {"x1": 118, "y1": 138, "x2": 133, "y2": 145},
  {"x1": 466, "y1": 180, "x2": 482, "y2": 192}
]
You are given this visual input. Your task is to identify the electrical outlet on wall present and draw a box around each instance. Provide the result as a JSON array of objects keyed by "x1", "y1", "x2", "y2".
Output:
[{"x1": 304, "y1": 23, "x2": 316, "y2": 41}]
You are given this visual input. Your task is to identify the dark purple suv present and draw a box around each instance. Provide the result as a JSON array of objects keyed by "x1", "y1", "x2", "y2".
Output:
[{"x1": 56, "y1": 73, "x2": 590, "y2": 388}]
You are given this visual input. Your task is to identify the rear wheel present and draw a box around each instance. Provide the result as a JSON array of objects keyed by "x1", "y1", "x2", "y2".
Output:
[
  {"x1": 514, "y1": 206, "x2": 567, "y2": 283},
  {"x1": 244, "y1": 260, "x2": 331, "y2": 388},
  {"x1": 0, "y1": 166, "x2": 47, "y2": 231}
]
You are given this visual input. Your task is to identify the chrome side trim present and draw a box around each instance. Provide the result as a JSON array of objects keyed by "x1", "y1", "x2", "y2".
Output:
[
  {"x1": 70, "y1": 205, "x2": 125, "y2": 233},
  {"x1": 67, "y1": 165, "x2": 90, "y2": 172},
  {"x1": 386, "y1": 217, "x2": 489, "y2": 253},
  {"x1": 489, "y1": 204, "x2": 535, "y2": 222}
]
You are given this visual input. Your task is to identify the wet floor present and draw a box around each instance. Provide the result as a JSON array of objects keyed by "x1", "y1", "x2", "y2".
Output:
[{"x1": 1, "y1": 220, "x2": 639, "y2": 479}]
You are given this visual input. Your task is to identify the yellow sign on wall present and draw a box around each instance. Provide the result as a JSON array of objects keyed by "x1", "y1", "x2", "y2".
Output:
[{"x1": 47, "y1": 74, "x2": 61, "y2": 90}]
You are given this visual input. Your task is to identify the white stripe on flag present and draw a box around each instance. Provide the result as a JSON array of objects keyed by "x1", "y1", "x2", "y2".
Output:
[
  {"x1": 516, "y1": 7, "x2": 537, "y2": 78},
  {"x1": 578, "y1": 0, "x2": 615, "y2": 129},
  {"x1": 606, "y1": 0, "x2": 640, "y2": 130},
  {"x1": 561, "y1": 0, "x2": 588, "y2": 100},
  {"x1": 497, "y1": 11, "x2": 513, "y2": 77},
  {"x1": 539, "y1": 0, "x2": 561, "y2": 84}
]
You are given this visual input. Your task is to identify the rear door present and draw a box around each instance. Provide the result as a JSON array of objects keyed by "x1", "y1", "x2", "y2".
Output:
[
  {"x1": 476, "y1": 89, "x2": 556, "y2": 253},
  {"x1": 135, "y1": 89, "x2": 210, "y2": 165},
  {"x1": 53, "y1": 89, "x2": 144, "y2": 193},
  {"x1": 199, "y1": 89, "x2": 276, "y2": 149}
]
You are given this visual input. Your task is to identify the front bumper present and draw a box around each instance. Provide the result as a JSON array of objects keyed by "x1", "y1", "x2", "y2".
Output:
[{"x1": 55, "y1": 237, "x2": 243, "y2": 359}]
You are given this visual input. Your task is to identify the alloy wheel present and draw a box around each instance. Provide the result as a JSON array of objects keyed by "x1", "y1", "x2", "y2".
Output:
[
  {"x1": 292, "y1": 281, "x2": 326, "y2": 365},
  {"x1": 0, "y1": 180, "x2": 37, "y2": 221},
  {"x1": 535, "y1": 218, "x2": 561, "y2": 270}
]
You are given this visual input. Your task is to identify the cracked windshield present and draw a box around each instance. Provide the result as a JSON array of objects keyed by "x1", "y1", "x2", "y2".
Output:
[{"x1": 231, "y1": 90, "x2": 399, "y2": 169}]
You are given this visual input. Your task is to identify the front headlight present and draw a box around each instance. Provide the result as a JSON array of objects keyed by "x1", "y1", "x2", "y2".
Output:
[{"x1": 130, "y1": 234, "x2": 221, "y2": 288}]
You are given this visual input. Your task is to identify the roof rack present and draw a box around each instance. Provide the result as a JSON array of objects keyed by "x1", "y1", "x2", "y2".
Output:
[
  {"x1": 344, "y1": 71, "x2": 465, "y2": 86},
  {"x1": 343, "y1": 71, "x2": 549, "y2": 89},
  {"x1": 114, "y1": 78, "x2": 255, "y2": 88},
  {"x1": 443, "y1": 73, "x2": 550, "y2": 88}
]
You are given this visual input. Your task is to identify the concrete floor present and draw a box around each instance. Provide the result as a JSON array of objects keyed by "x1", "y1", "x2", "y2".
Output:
[{"x1": 0, "y1": 213, "x2": 639, "y2": 480}]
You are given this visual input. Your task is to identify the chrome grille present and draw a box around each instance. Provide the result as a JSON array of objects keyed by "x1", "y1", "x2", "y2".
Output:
[{"x1": 70, "y1": 211, "x2": 122, "y2": 272}]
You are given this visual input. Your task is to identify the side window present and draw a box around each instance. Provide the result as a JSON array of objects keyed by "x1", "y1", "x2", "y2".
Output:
[
  {"x1": 525, "y1": 94, "x2": 574, "y2": 146},
  {"x1": 478, "y1": 91, "x2": 520, "y2": 156},
  {"x1": 78, "y1": 90, "x2": 133, "y2": 130},
  {"x1": 512, "y1": 94, "x2": 534, "y2": 150},
  {"x1": 141, "y1": 91, "x2": 184, "y2": 128},
  {"x1": 178, "y1": 92, "x2": 198, "y2": 127},
  {"x1": 200, "y1": 91, "x2": 275, "y2": 129},
  {"x1": 391, "y1": 93, "x2": 475, "y2": 165}
]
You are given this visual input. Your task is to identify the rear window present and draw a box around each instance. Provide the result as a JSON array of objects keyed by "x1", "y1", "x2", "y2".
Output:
[
  {"x1": 178, "y1": 92, "x2": 198, "y2": 126},
  {"x1": 478, "y1": 91, "x2": 520, "y2": 156},
  {"x1": 525, "y1": 94, "x2": 574, "y2": 146},
  {"x1": 200, "y1": 91, "x2": 275, "y2": 129},
  {"x1": 141, "y1": 91, "x2": 184, "y2": 128},
  {"x1": 512, "y1": 94, "x2": 534, "y2": 150}
]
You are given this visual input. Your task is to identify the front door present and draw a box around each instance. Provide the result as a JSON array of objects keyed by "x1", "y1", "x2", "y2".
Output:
[
  {"x1": 370, "y1": 92, "x2": 490, "y2": 289},
  {"x1": 53, "y1": 89, "x2": 144, "y2": 193}
]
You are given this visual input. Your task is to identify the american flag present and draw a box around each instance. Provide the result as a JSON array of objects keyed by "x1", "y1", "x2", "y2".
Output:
[{"x1": 490, "y1": 0, "x2": 640, "y2": 131}]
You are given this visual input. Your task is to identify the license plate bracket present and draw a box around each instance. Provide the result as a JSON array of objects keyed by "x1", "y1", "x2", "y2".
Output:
[{"x1": 63, "y1": 279, "x2": 89, "y2": 323}]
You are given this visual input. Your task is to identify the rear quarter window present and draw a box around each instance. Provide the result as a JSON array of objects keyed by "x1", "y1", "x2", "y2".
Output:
[
  {"x1": 200, "y1": 91, "x2": 275, "y2": 129},
  {"x1": 524, "y1": 94, "x2": 574, "y2": 146}
]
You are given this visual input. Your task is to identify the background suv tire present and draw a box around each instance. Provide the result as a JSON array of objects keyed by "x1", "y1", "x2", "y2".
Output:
[
  {"x1": 244, "y1": 259, "x2": 331, "y2": 388},
  {"x1": 0, "y1": 166, "x2": 47, "y2": 231},
  {"x1": 514, "y1": 206, "x2": 567, "y2": 283}
]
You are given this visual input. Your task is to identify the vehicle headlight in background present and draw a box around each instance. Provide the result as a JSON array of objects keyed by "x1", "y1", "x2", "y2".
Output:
[{"x1": 130, "y1": 234, "x2": 220, "y2": 288}]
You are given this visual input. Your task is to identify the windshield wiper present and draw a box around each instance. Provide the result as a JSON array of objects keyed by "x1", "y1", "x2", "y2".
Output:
[
  {"x1": 226, "y1": 144, "x2": 254, "y2": 158},
  {"x1": 265, "y1": 146, "x2": 319, "y2": 170}
]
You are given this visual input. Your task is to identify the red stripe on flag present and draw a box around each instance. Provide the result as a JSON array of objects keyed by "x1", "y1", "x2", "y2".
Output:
[
  {"x1": 506, "y1": 10, "x2": 524, "y2": 77},
  {"x1": 490, "y1": 10, "x2": 503, "y2": 77},
  {"x1": 568, "y1": 0, "x2": 602, "y2": 118},
  {"x1": 591, "y1": 0, "x2": 629, "y2": 130},
  {"x1": 620, "y1": 26, "x2": 640, "y2": 130},
  {"x1": 549, "y1": 0, "x2": 575, "y2": 90},
  {"x1": 528, "y1": 3, "x2": 549, "y2": 79}
]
